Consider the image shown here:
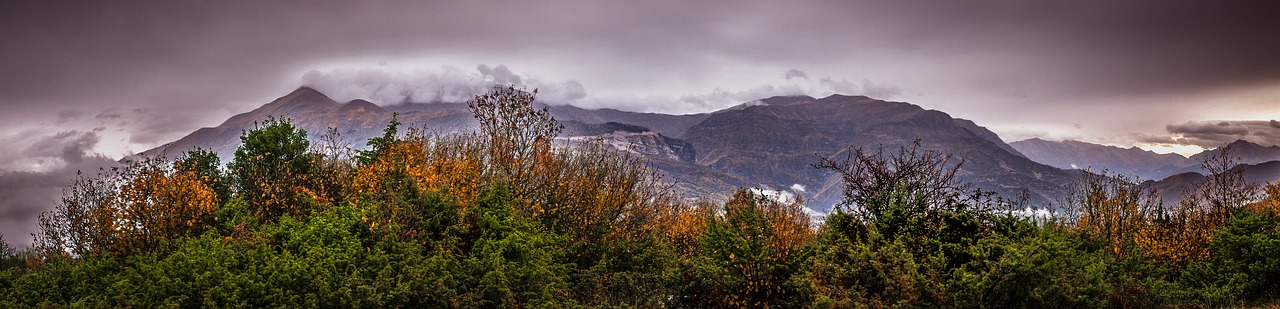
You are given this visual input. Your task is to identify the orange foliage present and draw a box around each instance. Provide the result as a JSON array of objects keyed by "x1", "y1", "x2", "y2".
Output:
[
  {"x1": 36, "y1": 158, "x2": 217, "y2": 258},
  {"x1": 1065, "y1": 171, "x2": 1157, "y2": 258},
  {"x1": 1247, "y1": 182, "x2": 1280, "y2": 214},
  {"x1": 351, "y1": 129, "x2": 487, "y2": 211}
]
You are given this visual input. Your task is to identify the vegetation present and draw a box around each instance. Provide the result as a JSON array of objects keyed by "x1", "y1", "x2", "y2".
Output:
[{"x1": 1, "y1": 86, "x2": 1278, "y2": 307}]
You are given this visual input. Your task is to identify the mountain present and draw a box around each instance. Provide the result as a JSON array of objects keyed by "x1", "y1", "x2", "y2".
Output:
[
  {"x1": 683, "y1": 94, "x2": 1074, "y2": 209},
  {"x1": 1010, "y1": 138, "x2": 1190, "y2": 180},
  {"x1": 561, "y1": 121, "x2": 696, "y2": 163},
  {"x1": 1187, "y1": 140, "x2": 1280, "y2": 166},
  {"x1": 140, "y1": 87, "x2": 478, "y2": 161},
  {"x1": 548, "y1": 105, "x2": 709, "y2": 139},
  {"x1": 1143, "y1": 160, "x2": 1280, "y2": 205},
  {"x1": 143, "y1": 88, "x2": 1078, "y2": 211}
]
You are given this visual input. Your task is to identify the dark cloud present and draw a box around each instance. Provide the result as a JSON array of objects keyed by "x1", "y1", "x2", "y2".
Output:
[
  {"x1": 22, "y1": 131, "x2": 101, "y2": 164},
  {"x1": 1167, "y1": 120, "x2": 1280, "y2": 148}
]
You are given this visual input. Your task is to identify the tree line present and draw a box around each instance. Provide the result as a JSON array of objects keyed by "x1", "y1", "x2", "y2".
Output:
[{"x1": 1, "y1": 86, "x2": 1278, "y2": 307}]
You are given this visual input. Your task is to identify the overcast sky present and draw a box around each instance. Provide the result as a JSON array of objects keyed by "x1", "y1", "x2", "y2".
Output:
[{"x1": 2, "y1": 1, "x2": 1280, "y2": 244}]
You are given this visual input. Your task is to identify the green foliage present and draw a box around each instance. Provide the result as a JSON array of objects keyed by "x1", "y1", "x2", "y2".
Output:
[
  {"x1": 229, "y1": 116, "x2": 315, "y2": 221},
  {"x1": 176, "y1": 147, "x2": 232, "y2": 205},
  {"x1": 678, "y1": 190, "x2": 814, "y2": 308},
  {"x1": 1169, "y1": 209, "x2": 1280, "y2": 305},
  {"x1": 357, "y1": 112, "x2": 400, "y2": 166}
]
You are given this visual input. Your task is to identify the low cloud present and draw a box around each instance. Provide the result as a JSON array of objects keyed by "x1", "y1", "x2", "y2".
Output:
[
  {"x1": 784, "y1": 69, "x2": 809, "y2": 81},
  {"x1": 301, "y1": 64, "x2": 587, "y2": 106},
  {"x1": 0, "y1": 129, "x2": 109, "y2": 172},
  {"x1": 1166, "y1": 120, "x2": 1280, "y2": 148},
  {"x1": 817, "y1": 77, "x2": 903, "y2": 100},
  {"x1": 0, "y1": 129, "x2": 117, "y2": 247},
  {"x1": 302, "y1": 65, "x2": 904, "y2": 115},
  {"x1": 1130, "y1": 132, "x2": 1179, "y2": 144}
]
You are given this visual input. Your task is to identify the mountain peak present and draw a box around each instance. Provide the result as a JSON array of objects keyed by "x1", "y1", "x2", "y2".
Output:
[
  {"x1": 272, "y1": 86, "x2": 338, "y2": 107},
  {"x1": 759, "y1": 95, "x2": 815, "y2": 106},
  {"x1": 819, "y1": 93, "x2": 871, "y2": 101},
  {"x1": 337, "y1": 99, "x2": 387, "y2": 114},
  {"x1": 1227, "y1": 139, "x2": 1263, "y2": 148}
]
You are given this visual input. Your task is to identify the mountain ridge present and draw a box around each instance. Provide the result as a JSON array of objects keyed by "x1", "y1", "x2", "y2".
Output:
[{"x1": 142, "y1": 88, "x2": 1078, "y2": 210}]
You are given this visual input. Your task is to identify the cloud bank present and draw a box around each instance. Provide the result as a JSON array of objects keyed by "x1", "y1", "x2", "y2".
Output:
[
  {"x1": 1166, "y1": 120, "x2": 1280, "y2": 148},
  {"x1": 301, "y1": 65, "x2": 587, "y2": 106}
]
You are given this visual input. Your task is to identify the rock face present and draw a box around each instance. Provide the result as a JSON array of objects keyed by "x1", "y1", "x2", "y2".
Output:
[
  {"x1": 143, "y1": 88, "x2": 1080, "y2": 211},
  {"x1": 1010, "y1": 138, "x2": 1191, "y2": 180},
  {"x1": 561, "y1": 121, "x2": 696, "y2": 163}
]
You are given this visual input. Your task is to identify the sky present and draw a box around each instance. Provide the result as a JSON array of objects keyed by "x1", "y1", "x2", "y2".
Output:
[{"x1": 2, "y1": 0, "x2": 1280, "y2": 244}]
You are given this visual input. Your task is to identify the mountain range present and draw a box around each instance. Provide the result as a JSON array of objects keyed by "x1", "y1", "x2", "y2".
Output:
[
  {"x1": 1011, "y1": 137, "x2": 1280, "y2": 205},
  {"x1": 142, "y1": 87, "x2": 1280, "y2": 212}
]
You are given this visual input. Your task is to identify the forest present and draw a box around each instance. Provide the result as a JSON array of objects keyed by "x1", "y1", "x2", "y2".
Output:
[{"x1": 1, "y1": 87, "x2": 1278, "y2": 308}]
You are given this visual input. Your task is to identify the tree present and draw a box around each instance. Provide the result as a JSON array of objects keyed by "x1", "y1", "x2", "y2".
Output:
[
  {"x1": 308, "y1": 126, "x2": 356, "y2": 207},
  {"x1": 33, "y1": 158, "x2": 217, "y2": 258},
  {"x1": 228, "y1": 116, "x2": 314, "y2": 220},
  {"x1": 35, "y1": 168, "x2": 120, "y2": 258},
  {"x1": 0, "y1": 233, "x2": 17, "y2": 269},
  {"x1": 467, "y1": 85, "x2": 562, "y2": 185},
  {"x1": 813, "y1": 140, "x2": 971, "y2": 224},
  {"x1": 357, "y1": 112, "x2": 400, "y2": 166},
  {"x1": 1138, "y1": 144, "x2": 1260, "y2": 265},
  {"x1": 175, "y1": 148, "x2": 231, "y2": 205},
  {"x1": 682, "y1": 189, "x2": 815, "y2": 308},
  {"x1": 1062, "y1": 169, "x2": 1159, "y2": 257}
]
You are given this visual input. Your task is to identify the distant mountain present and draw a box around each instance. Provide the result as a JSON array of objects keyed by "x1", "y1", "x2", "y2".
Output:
[
  {"x1": 683, "y1": 94, "x2": 1074, "y2": 209},
  {"x1": 1143, "y1": 160, "x2": 1280, "y2": 206},
  {"x1": 1010, "y1": 138, "x2": 1190, "y2": 180},
  {"x1": 1187, "y1": 140, "x2": 1280, "y2": 166},
  {"x1": 143, "y1": 88, "x2": 1078, "y2": 211},
  {"x1": 140, "y1": 87, "x2": 477, "y2": 161},
  {"x1": 548, "y1": 105, "x2": 709, "y2": 139}
]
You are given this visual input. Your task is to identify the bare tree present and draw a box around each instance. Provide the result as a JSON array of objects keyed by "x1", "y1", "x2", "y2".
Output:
[
  {"x1": 814, "y1": 140, "x2": 969, "y2": 223},
  {"x1": 467, "y1": 85, "x2": 563, "y2": 184}
]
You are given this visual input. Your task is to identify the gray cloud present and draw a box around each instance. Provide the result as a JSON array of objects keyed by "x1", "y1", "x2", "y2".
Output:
[
  {"x1": 1166, "y1": 120, "x2": 1280, "y2": 148},
  {"x1": 301, "y1": 64, "x2": 588, "y2": 106},
  {"x1": 784, "y1": 69, "x2": 809, "y2": 81},
  {"x1": 859, "y1": 79, "x2": 903, "y2": 99},
  {"x1": 0, "y1": 129, "x2": 116, "y2": 247}
]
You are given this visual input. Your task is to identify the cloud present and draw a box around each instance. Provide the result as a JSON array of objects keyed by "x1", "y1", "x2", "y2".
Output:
[
  {"x1": 1166, "y1": 120, "x2": 1280, "y2": 148},
  {"x1": 301, "y1": 64, "x2": 588, "y2": 105},
  {"x1": 1130, "y1": 132, "x2": 1178, "y2": 144},
  {"x1": 790, "y1": 183, "x2": 806, "y2": 193},
  {"x1": 859, "y1": 79, "x2": 903, "y2": 99},
  {"x1": 784, "y1": 69, "x2": 808, "y2": 81},
  {"x1": 0, "y1": 129, "x2": 116, "y2": 247},
  {"x1": 0, "y1": 129, "x2": 110, "y2": 172}
]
